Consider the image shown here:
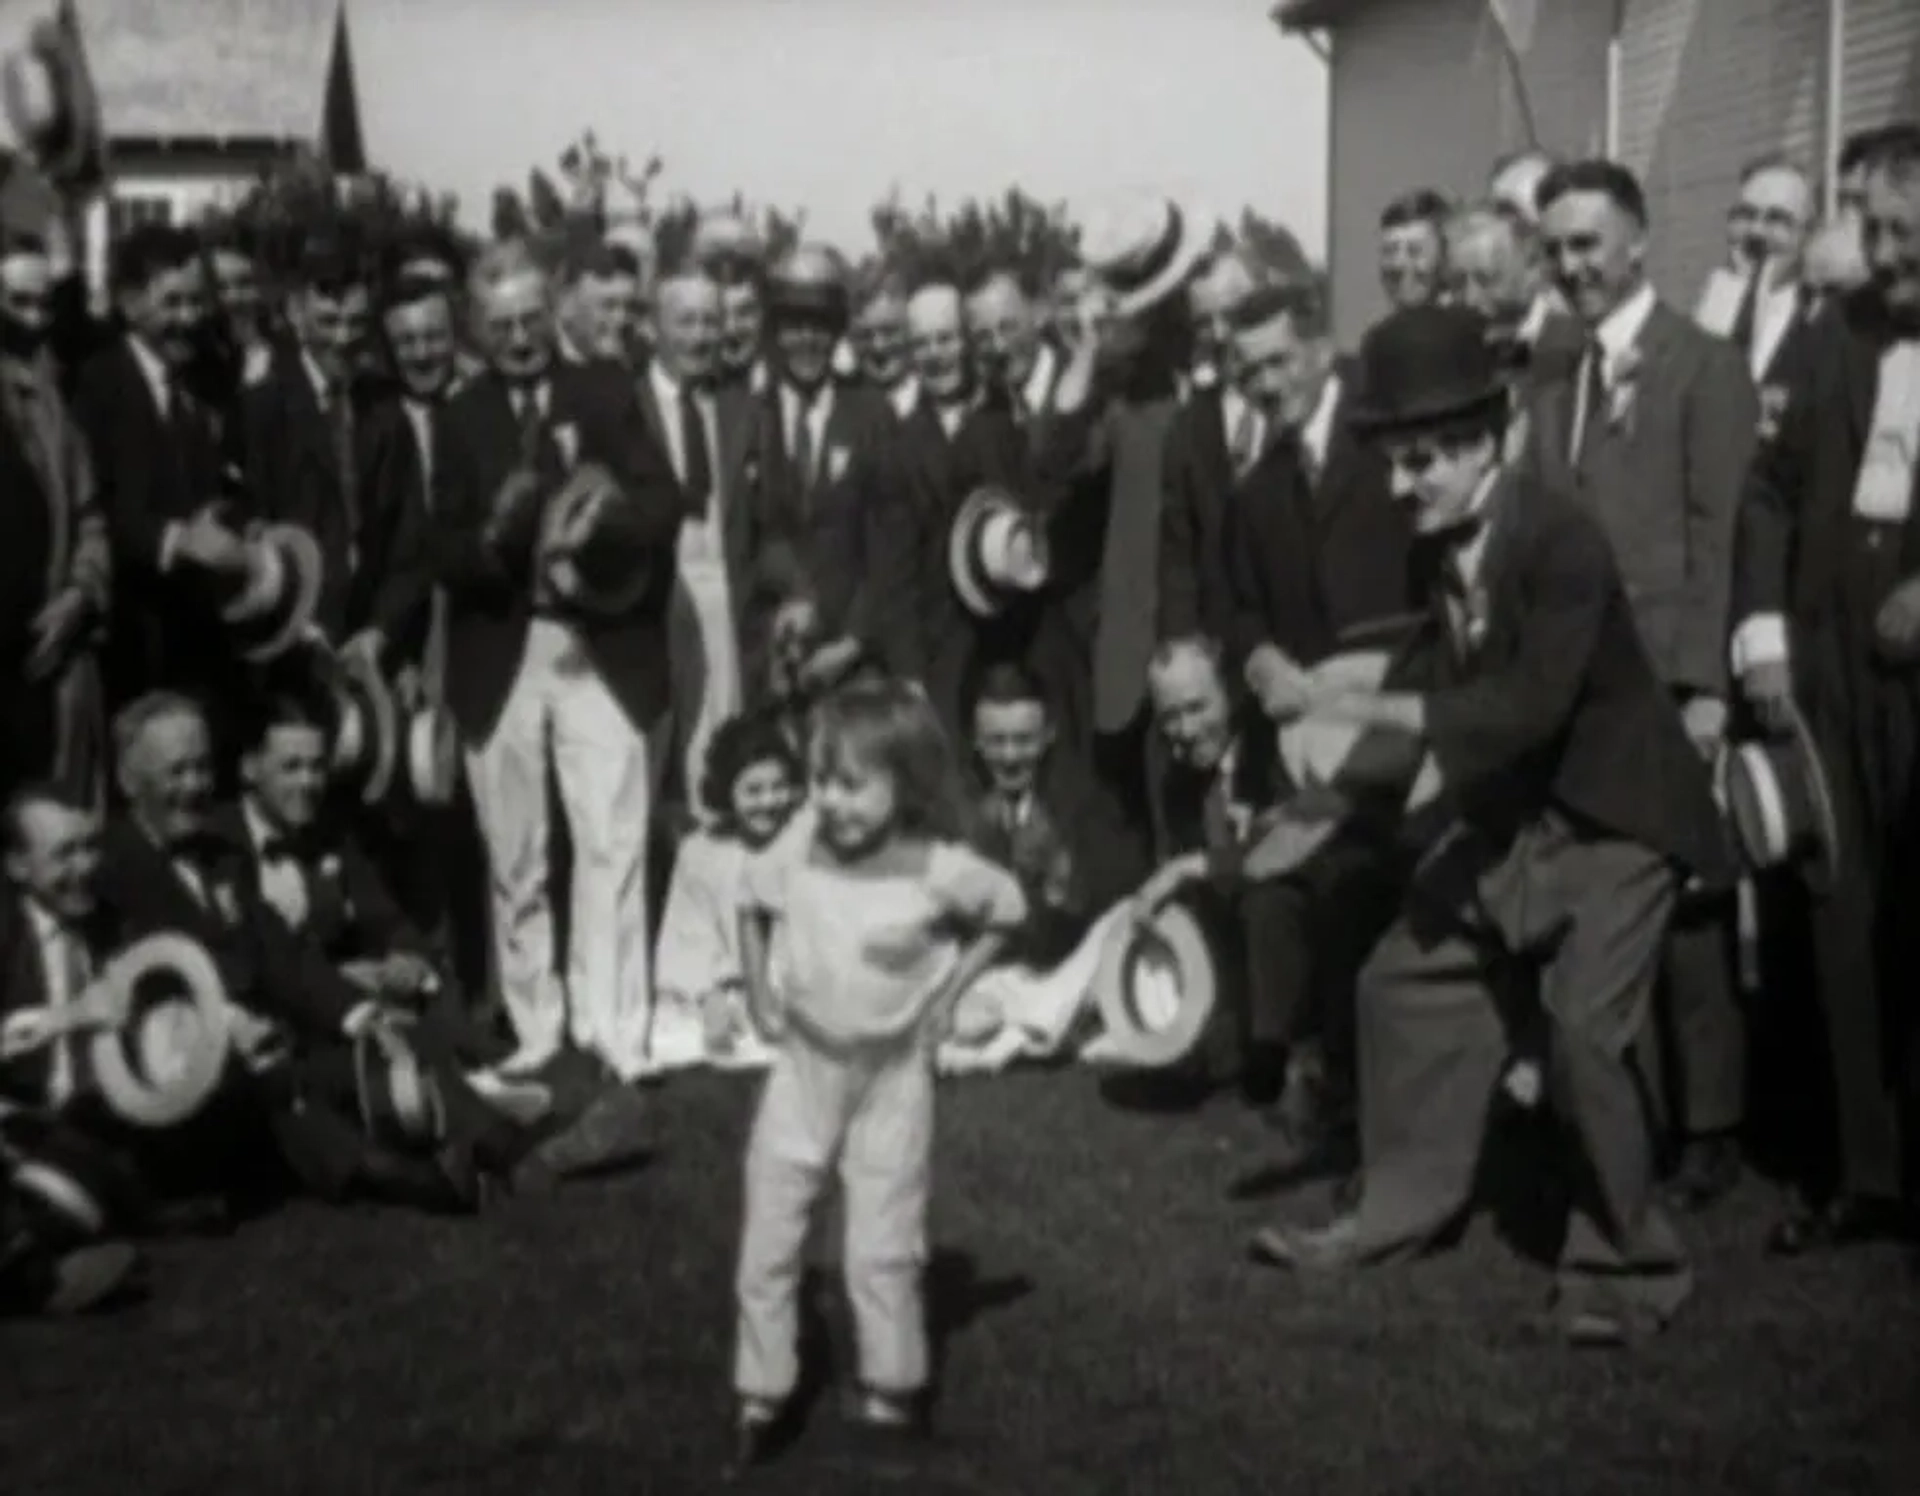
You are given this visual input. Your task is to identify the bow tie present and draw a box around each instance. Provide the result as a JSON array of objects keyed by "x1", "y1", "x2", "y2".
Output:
[{"x1": 1486, "y1": 329, "x2": 1532, "y2": 373}]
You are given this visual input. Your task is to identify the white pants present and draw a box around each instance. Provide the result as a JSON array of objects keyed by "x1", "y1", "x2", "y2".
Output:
[
  {"x1": 465, "y1": 618, "x2": 652, "y2": 1081},
  {"x1": 676, "y1": 536, "x2": 741, "y2": 821},
  {"x1": 734, "y1": 1032, "x2": 933, "y2": 1401}
]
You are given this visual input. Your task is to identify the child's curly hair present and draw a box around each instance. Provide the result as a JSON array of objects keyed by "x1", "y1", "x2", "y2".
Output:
[
  {"x1": 809, "y1": 677, "x2": 970, "y2": 843},
  {"x1": 699, "y1": 710, "x2": 803, "y2": 837}
]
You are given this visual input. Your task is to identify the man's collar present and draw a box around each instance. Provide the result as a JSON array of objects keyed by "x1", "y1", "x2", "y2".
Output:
[
  {"x1": 1517, "y1": 295, "x2": 1551, "y2": 346},
  {"x1": 649, "y1": 358, "x2": 704, "y2": 405},
  {"x1": 299, "y1": 349, "x2": 337, "y2": 407},
  {"x1": 1592, "y1": 281, "x2": 1657, "y2": 361},
  {"x1": 1021, "y1": 341, "x2": 1058, "y2": 414},
  {"x1": 888, "y1": 375, "x2": 919, "y2": 420},
  {"x1": 1299, "y1": 371, "x2": 1342, "y2": 469},
  {"x1": 125, "y1": 333, "x2": 170, "y2": 397},
  {"x1": 21, "y1": 895, "x2": 61, "y2": 941}
]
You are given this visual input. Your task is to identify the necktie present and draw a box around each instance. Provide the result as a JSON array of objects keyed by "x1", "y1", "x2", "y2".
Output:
[
  {"x1": 1729, "y1": 271, "x2": 1760, "y2": 362},
  {"x1": 679, "y1": 384, "x2": 713, "y2": 511},
  {"x1": 1573, "y1": 341, "x2": 1607, "y2": 465},
  {"x1": 329, "y1": 386, "x2": 361, "y2": 576},
  {"x1": 790, "y1": 389, "x2": 817, "y2": 492},
  {"x1": 410, "y1": 401, "x2": 450, "y2": 704}
]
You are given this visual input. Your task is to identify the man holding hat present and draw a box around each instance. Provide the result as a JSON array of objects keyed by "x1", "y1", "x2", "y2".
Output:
[{"x1": 1249, "y1": 304, "x2": 1727, "y2": 1348}]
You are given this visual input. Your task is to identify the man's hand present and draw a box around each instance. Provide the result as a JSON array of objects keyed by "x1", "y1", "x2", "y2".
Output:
[
  {"x1": 379, "y1": 952, "x2": 439, "y2": 998},
  {"x1": 0, "y1": 1009, "x2": 57, "y2": 1059},
  {"x1": 1739, "y1": 659, "x2": 1795, "y2": 734},
  {"x1": 1130, "y1": 852, "x2": 1205, "y2": 926},
  {"x1": 25, "y1": 587, "x2": 91, "y2": 681},
  {"x1": 174, "y1": 508, "x2": 252, "y2": 579},
  {"x1": 796, "y1": 635, "x2": 863, "y2": 694},
  {"x1": 1875, "y1": 575, "x2": 1920, "y2": 665},
  {"x1": 73, "y1": 976, "x2": 132, "y2": 1031},
  {"x1": 1246, "y1": 644, "x2": 1313, "y2": 722},
  {"x1": 393, "y1": 666, "x2": 426, "y2": 712},
  {"x1": 1680, "y1": 694, "x2": 1729, "y2": 760}
]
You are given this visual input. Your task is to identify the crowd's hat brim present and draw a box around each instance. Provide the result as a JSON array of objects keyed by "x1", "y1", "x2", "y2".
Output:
[
  {"x1": 404, "y1": 705, "x2": 461, "y2": 808},
  {"x1": 327, "y1": 649, "x2": 400, "y2": 806},
  {"x1": 1077, "y1": 192, "x2": 1212, "y2": 320},
  {"x1": 228, "y1": 525, "x2": 325, "y2": 664},
  {"x1": 948, "y1": 485, "x2": 1049, "y2": 620},
  {"x1": 1720, "y1": 701, "x2": 1841, "y2": 894},
  {"x1": 353, "y1": 1022, "x2": 447, "y2": 1149},
  {"x1": 86, "y1": 933, "x2": 232, "y2": 1130},
  {"x1": 1089, "y1": 901, "x2": 1218, "y2": 1068}
]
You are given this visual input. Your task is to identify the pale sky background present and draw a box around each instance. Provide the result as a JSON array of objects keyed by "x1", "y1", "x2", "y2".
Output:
[{"x1": 350, "y1": 0, "x2": 1329, "y2": 258}]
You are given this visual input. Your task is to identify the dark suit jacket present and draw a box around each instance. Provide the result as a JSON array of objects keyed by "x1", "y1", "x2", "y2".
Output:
[
  {"x1": 91, "y1": 818, "x2": 365, "y2": 1042},
  {"x1": 1394, "y1": 470, "x2": 1730, "y2": 881},
  {"x1": 1733, "y1": 290, "x2": 1920, "y2": 639},
  {"x1": 1222, "y1": 379, "x2": 1416, "y2": 673},
  {"x1": 232, "y1": 353, "x2": 431, "y2": 650},
  {"x1": 71, "y1": 338, "x2": 245, "y2": 712},
  {"x1": 0, "y1": 893, "x2": 114, "y2": 1107},
  {"x1": 431, "y1": 361, "x2": 684, "y2": 740},
  {"x1": 1147, "y1": 705, "x2": 1284, "y2": 869},
  {"x1": 210, "y1": 805, "x2": 429, "y2": 968},
  {"x1": 750, "y1": 377, "x2": 901, "y2": 641},
  {"x1": 968, "y1": 770, "x2": 1144, "y2": 963},
  {"x1": 1157, "y1": 387, "x2": 1237, "y2": 644},
  {"x1": 1525, "y1": 299, "x2": 1757, "y2": 698}
]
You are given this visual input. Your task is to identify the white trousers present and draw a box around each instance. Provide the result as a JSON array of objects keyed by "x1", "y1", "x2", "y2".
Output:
[
  {"x1": 734, "y1": 1033, "x2": 933, "y2": 1401},
  {"x1": 676, "y1": 541, "x2": 742, "y2": 821},
  {"x1": 465, "y1": 618, "x2": 652, "y2": 1081}
]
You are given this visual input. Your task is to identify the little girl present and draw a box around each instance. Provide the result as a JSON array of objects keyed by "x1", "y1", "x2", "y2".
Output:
[
  {"x1": 729, "y1": 678, "x2": 1028, "y2": 1470},
  {"x1": 650, "y1": 713, "x2": 804, "y2": 1073}
]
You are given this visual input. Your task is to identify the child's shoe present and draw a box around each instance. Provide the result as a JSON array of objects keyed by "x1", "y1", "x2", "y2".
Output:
[
  {"x1": 722, "y1": 1394, "x2": 782, "y2": 1480},
  {"x1": 847, "y1": 1385, "x2": 927, "y2": 1440}
]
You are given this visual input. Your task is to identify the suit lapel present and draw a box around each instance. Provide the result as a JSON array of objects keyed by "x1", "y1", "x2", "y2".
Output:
[{"x1": 1841, "y1": 318, "x2": 1879, "y2": 454}]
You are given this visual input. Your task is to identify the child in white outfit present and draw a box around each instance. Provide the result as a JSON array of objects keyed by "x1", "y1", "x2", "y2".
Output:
[{"x1": 729, "y1": 678, "x2": 1027, "y2": 1469}]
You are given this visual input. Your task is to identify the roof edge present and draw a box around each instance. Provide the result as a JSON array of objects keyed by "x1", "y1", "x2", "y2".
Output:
[{"x1": 1271, "y1": 0, "x2": 1360, "y2": 31}]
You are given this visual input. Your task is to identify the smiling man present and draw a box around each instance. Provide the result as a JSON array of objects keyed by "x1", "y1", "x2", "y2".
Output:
[{"x1": 1248, "y1": 304, "x2": 1727, "y2": 1348}]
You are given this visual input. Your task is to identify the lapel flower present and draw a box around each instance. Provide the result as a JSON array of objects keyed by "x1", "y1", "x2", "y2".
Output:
[
  {"x1": 826, "y1": 445, "x2": 851, "y2": 484},
  {"x1": 552, "y1": 422, "x2": 580, "y2": 469},
  {"x1": 319, "y1": 854, "x2": 342, "y2": 880},
  {"x1": 1757, "y1": 384, "x2": 1789, "y2": 442},
  {"x1": 1604, "y1": 344, "x2": 1643, "y2": 434}
]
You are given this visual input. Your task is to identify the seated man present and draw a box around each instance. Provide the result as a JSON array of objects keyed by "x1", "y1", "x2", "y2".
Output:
[
  {"x1": 222, "y1": 692, "x2": 540, "y2": 1118},
  {"x1": 1138, "y1": 637, "x2": 1406, "y2": 1136},
  {"x1": 1248, "y1": 306, "x2": 1726, "y2": 1348},
  {"x1": 938, "y1": 663, "x2": 1144, "y2": 1072},
  {"x1": 94, "y1": 692, "x2": 535, "y2": 1215}
]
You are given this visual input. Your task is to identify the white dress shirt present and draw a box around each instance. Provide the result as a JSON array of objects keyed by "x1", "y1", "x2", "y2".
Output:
[
  {"x1": 24, "y1": 898, "x2": 89, "y2": 1105},
  {"x1": 244, "y1": 800, "x2": 310, "y2": 931},
  {"x1": 779, "y1": 381, "x2": 835, "y2": 486},
  {"x1": 1297, "y1": 373, "x2": 1342, "y2": 486},
  {"x1": 648, "y1": 360, "x2": 719, "y2": 521}
]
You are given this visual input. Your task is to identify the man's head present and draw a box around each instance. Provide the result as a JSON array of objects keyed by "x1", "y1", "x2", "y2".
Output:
[
  {"x1": 1727, "y1": 156, "x2": 1814, "y2": 282},
  {"x1": 650, "y1": 265, "x2": 723, "y2": 386},
  {"x1": 239, "y1": 695, "x2": 330, "y2": 834},
  {"x1": 469, "y1": 239, "x2": 554, "y2": 383},
  {"x1": 850, "y1": 271, "x2": 911, "y2": 388},
  {"x1": 718, "y1": 274, "x2": 765, "y2": 378},
  {"x1": 1487, "y1": 149, "x2": 1558, "y2": 226},
  {"x1": 0, "y1": 233, "x2": 54, "y2": 361},
  {"x1": 766, "y1": 244, "x2": 851, "y2": 395},
  {"x1": 964, "y1": 269, "x2": 1042, "y2": 396},
  {"x1": 207, "y1": 240, "x2": 265, "y2": 346},
  {"x1": 1862, "y1": 133, "x2": 1920, "y2": 323},
  {"x1": 4, "y1": 787, "x2": 102, "y2": 923},
  {"x1": 906, "y1": 280, "x2": 970, "y2": 403},
  {"x1": 969, "y1": 662, "x2": 1054, "y2": 801},
  {"x1": 1148, "y1": 638, "x2": 1235, "y2": 773},
  {"x1": 383, "y1": 273, "x2": 457, "y2": 401},
  {"x1": 290, "y1": 237, "x2": 371, "y2": 388},
  {"x1": 113, "y1": 225, "x2": 210, "y2": 372},
  {"x1": 1837, "y1": 125, "x2": 1920, "y2": 220},
  {"x1": 1378, "y1": 188, "x2": 1452, "y2": 309},
  {"x1": 1225, "y1": 280, "x2": 1333, "y2": 430},
  {"x1": 560, "y1": 241, "x2": 643, "y2": 364},
  {"x1": 1445, "y1": 204, "x2": 1541, "y2": 331},
  {"x1": 1537, "y1": 159, "x2": 1651, "y2": 326},
  {"x1": 114, "y1": 693, "x2": 215, "y2": 847},
  {"x1": 1186, "y1": 249, "x2": 1262, "y2": 377}
]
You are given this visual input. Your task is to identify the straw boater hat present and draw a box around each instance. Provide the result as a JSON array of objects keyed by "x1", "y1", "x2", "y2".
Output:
[
  {"x1": 1, "y1": 1115, "x2": 113, "y2": 1242},
  {"x1": 351, "y1": 1021, "x2": 447, "y2": 1150},
  {"x1": 541, "y1": 462, "x2": 651, "y2": 616},
  {"x1": 948, "y1": 486, "x2": 1052, "y2": 619},
  {"x1": 220, "y1": 523, "x2": 325, "y2": 664},
  {"x1": 0, "y1": 6, "x2": 103, "y2": 192},
  {"x1": 1089, "y1": 899, "x2": 1219, "y2": 1068},
  {"x1": 84, "y1": 933, "x2": 232, "y2": 1130},
  {"x1": 1076, "y1": 190, "x2": 1213, "y2": 319},
  {"x1": 1717, "y1": 704, "x2": 1841, "y2": 894},
  {"x1": 400, "y1": 701, "x2": 460, "y2": 809},
  {"x1": 317, "y1": 644, "x2": 400, "y2": 806}
]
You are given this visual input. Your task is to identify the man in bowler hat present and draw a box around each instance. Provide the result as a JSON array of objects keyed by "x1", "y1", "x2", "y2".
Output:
[{"x1": 1247, "y1": 305, "x2": 1729, "y2": 1347}]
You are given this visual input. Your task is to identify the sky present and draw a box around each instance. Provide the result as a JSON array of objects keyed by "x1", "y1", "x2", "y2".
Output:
[{"x1": 350, "y1": 0, "x2": 1329, "y2": 259}]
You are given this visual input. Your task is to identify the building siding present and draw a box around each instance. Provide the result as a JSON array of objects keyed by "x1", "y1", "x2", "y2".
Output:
[
  {"x1": 1322, "y1": 0, "x2": 1609, "y2": 341},
  {"x1": 1841, "y1": 0, "x2": 1920, "y2": 141}
]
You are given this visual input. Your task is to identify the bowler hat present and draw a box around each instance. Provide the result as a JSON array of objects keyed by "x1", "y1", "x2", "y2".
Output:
[
  {"x1": 1348, "y1": 304, "x2": 1508, "y2": 438},
  {"x1": 85, "y1": 933, "x2": 232, "y2": 1130},
  {"x1": 948, "y1": 486, "x2": 1051, "y2": 619},
  {"x1": 767, "y1": 244, "x2": 850, "y2": 321},
  {"x1": 1718, "y1": 703, "x2": 1840, "y2": 894},
  {"x1": 1089, "y1": 899, "x2": 1218, "y2": 1068}
]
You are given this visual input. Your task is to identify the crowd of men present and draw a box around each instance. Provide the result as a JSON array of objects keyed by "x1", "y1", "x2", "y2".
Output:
[{"x1": 3, "y1": 112, "x2": 1919, "y2": 1336}]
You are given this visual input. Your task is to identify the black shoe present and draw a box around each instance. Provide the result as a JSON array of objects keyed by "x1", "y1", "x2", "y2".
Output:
[
  {"x1": 1668, "y1": 1134, "x2": 1743, "y2": 1212},
  {"x1": 525, "y1": 1083, "x2": 651, "y2": 1179},
  {"x1": 1767, "y1": 1194, "x2": 1908, "y2": 1256},
  {"x1": 722, "y1": 1398, "x2": 782, "y2": 1480},
  {"x1": 1239, "y1": 1043, "x2": 1288, "y2": 1109},
  {"x1": 358, "y1": 1142, "x2": 485, "y2": 1215}
]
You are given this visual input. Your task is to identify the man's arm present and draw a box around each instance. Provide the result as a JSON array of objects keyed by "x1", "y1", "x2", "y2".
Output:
[
  {"x1": 1729, "y1": 326, "x2": 1818, "y2": 677},
  {"x1": 425, "y1": 404, "x2": 531, "y2": 602},
  {"x1": 1157, "y1": 414, "x2": 1204, "y2": 642},
  {"x1": 362, "y1": 411, "x2": 433, "y2": 659},
  {"x1": 1676, "y1": 339, "x2": 1760, "y2": 697}
]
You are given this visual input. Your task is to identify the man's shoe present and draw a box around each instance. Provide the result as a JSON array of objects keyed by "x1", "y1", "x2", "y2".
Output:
[
  {"x1": 1767, "y1": 1194, "x2": 1908, "y2": 1257},
  {"x1": 1668, "y1": 1133, "x2": 1742, "y2": 1211},
  {"x1": 1249, "y1": 1214, "x2": 1366, "y2": 1272},
  {"x1": 525, "y1": 1083, "x2": 650, "y2": 1179},
  {"x1": 466, "y1": 1069, "x2": 554, "y2": 1128},
  {"x1": 722, "y1": 1396, "x2": 783, "y2": 1480}
]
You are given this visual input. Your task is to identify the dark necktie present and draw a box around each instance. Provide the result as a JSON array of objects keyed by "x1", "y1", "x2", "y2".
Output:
[
  {"x1": 1574, "y1": 340, "x2": 1607, "y2": 465},
  {"x1": 328, "y1": 386, "x2": 361, "y2": 575},
  {"x1": 1728, "y1": 271, "x2": 1760, "y2": 362},
  {"x1": 679, "y1": 384, "x2": 713, "y2": 510}
]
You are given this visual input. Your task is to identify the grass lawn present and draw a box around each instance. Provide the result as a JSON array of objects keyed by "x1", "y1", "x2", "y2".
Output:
[{"x1": 5, "y1": 1068, "x2": 1916, "y2": 1495}]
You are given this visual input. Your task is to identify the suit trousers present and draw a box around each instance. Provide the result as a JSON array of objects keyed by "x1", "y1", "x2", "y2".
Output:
[
  {"x1": 1650, "y1": 893, "x2": 1746, "y2": 1138},
  {"x1": 734, "y1": 1030, "x2": 933, "y2": 1402},
  {"x1": 1346, "y1": 814, "x2": 1692, "y2": 1319},
  {"x1": 464, "y1": 619, "x2": 654, "y2": 1081}
]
